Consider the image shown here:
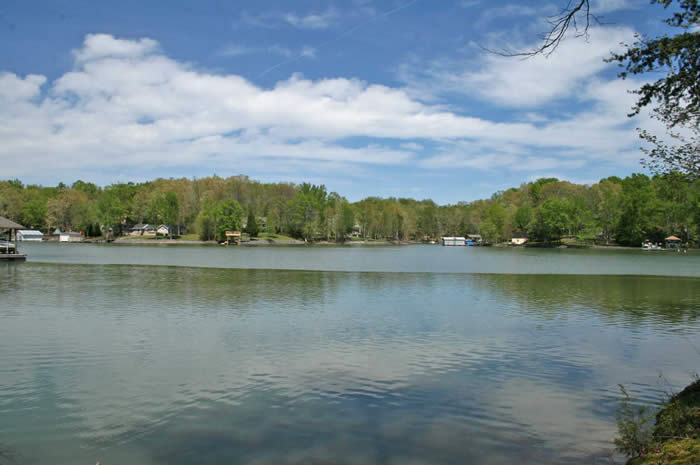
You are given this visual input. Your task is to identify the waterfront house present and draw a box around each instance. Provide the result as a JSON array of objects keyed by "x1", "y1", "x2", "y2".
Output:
[
  {"x1": 156, "y1": 224, "x2": 171, "y2": 236},
  {"x1": 17, "y1": 230, "x2": 44, "y2": 242},
  {"x1": 59, "y1": 231, "x2": 84, "y2": 242},
  {"x1": 665, "y1": 235, "x2": 682, "y2": 248},
  {"x1": 130, "y1": 224, "x2": 156, "y2": 236},
  {"x1": 512, "y1": 237, "x2": 529, "y2": 246},
  {"x1": 442, "y1": 237, "x2": 466, "y2": 246}
]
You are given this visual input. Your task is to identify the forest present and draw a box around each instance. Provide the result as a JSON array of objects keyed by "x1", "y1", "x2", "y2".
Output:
[{"x1": 0, "y1": 173, "x2": 698, "y2": 246}]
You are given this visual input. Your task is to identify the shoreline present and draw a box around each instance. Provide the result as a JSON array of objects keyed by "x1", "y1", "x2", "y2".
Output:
[{"x1": 66, "y1": 238, "x2": 700, "y2": 251}]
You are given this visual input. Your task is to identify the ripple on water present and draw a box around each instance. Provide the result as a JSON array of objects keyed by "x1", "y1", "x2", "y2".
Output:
[{"x1": 0, "y1": 263, "x2": 699, "y2": 464}]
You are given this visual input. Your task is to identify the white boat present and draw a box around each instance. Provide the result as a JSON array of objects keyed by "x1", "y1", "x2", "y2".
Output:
[{"x1": 642, "y1": 241, "x2": 663, "y2": 250}]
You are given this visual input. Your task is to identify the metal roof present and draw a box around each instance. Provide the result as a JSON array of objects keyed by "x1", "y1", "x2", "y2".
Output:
[{"x1": 0, "y1": 216, "x2": 24, "y2": 229}]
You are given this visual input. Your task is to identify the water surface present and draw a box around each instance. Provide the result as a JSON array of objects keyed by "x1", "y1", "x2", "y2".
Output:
[
  {"x1": 19, "y1": 242, "x2": 700, "y2": 276},
  {"x1": 1, "y1": 246, "x2": 699, "y2": 465}
]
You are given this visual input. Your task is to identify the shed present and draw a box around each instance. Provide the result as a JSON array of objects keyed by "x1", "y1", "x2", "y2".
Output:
[
  {"x1": 665, "y1": 235, "x2": 682, "y2": 248},
  {"x1": 17, "y1": 230, "x2": 44, "y2": 242},
  {"x1": 59, "y1": 232, "x2": 84, "y2": 242}
]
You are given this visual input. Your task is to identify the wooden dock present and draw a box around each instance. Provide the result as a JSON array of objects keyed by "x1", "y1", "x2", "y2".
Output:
[{"x1": 0, "y1": 216, "x2": 27, "y2": 262}]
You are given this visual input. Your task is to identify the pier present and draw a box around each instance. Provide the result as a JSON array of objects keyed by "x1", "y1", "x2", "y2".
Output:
[{"x1": 0, "y1": 216, "x2": 27, "y2": 261}]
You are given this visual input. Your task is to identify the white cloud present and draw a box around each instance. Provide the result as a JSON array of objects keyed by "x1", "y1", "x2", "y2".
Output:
[
  {"x1": 218, "y1": 44, "x2": 316, "y2": 59},
  {"x1": 283, "y1": 8, "x2": 338, "y2": 29},
  {"x1": 73, "y1": 33, "x2": 159, "y2": 62},
  {"x1": 403, "y1": 26, "x2": 636, "y2": 107},
  {"x1": 0, "y1": 33, "x2": 650, "y2": 184}
]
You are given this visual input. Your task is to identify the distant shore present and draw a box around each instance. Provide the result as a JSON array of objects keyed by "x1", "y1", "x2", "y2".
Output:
[
  {"x1": 58, "y1": 237, "x2": 699, "y2": 251},
  {"x1": 105, "y1": 237, "x2": 406, "y2": 246}
]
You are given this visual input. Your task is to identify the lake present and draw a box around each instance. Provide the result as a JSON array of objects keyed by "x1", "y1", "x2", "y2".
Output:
[{"x1": 1, "y1": 244, "x2": 699, "y2": 465}]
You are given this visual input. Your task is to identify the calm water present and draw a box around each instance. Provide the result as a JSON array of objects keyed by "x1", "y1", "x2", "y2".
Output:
[{"x1": 1, "y1": 245, "x2": 699, "y2": 465}]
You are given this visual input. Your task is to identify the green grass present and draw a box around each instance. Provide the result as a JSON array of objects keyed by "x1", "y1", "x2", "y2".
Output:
[
  {"x1": 254, "y1": 232, "x2": 299, "y2": 242},
  {"x1": 117, "y1": 235, "x2": 159, "y2": 240},
  {"x1": 628, "y1": 439, "x2": 700, "y2": 465},
  {"x1": 177, "y1": 233, "x2": 201, "y2": 241}
]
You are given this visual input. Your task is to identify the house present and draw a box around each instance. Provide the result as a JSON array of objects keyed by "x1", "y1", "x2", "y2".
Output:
[
  {"x1": 130, "y1": 224, "x2": 156, "y2": 236},
  {"x1": 665, "y1": 235, "x2": 682, "y2": 248},
  {"x1": 59, "y1": 231, "x2": 84, "y2": 242},
  {"x1": 156, "y1": 224, "x2": 171, "y2": 236},
  {"x1": 512, "y1": 237, "x2": 529, "y2": 246},
  {"x1": 442, "y1": 237, "x2": 466, "y2": 246},
  {"x1": 351, "y1": 223, "x2": 362, "y2": 238},
  {"x1": 225, "y1": 231, "x2": 241, "y2": 245},
  {"x1": 17, "y1": 230, "x2": 44, "y2": 242}
]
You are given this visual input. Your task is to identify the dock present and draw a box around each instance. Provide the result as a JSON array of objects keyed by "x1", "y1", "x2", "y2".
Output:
[{"x1": 0, "y1": 216, "x2": 27, "y2": 261}]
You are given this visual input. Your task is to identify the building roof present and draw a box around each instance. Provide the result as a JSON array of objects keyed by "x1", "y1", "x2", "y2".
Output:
[
  {"x1": 225, "y1": 231, "x2": 241, "y2": 237},
  {"x1": 0, "y1": 216, "x2": 24, "y2": 230},
  {"x1": 18, "y1": 230, "x2": 44, "y2": 236},
  {"x1": 665, "y1": 235, "x2": 682, "y2": 241}
]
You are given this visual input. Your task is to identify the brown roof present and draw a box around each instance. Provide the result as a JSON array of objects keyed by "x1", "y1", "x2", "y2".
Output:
[
  {"x1": 665, "y1": 235, "x2": 682, "y2": 241},
  {"x1": 0, "y1": 216, "x2": 24, "y2": 230}
]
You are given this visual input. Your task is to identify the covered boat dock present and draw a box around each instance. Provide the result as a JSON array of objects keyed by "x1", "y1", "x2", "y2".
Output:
[{"x1": 0, "y1": 216, "x2": 27, "y2": 261}]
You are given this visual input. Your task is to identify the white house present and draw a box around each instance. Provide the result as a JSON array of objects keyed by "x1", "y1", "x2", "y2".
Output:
[
  {"x1": 442, "y1": 237, "x2": 466, "y2": 246},
  {"x1": 17, "y1": 230, "x2": 44, "y2": 241},
  {"x1": 130, "y1": 224, "x2": 156, "y2": 236},
  {"x1": 59, "y1": 232, "x2": 84, "y2": 242},
  {"x1": 512, "y1": 237, "x2": 529, "y2": 246},
  {"x1": 156, "y1": 224, "x2": 171, "y2": 236}
]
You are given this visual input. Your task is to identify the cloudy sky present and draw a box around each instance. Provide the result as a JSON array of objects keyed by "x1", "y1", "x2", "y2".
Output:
[{"x1": 0, "y1": 0, "x2": 672, "y2": 202}]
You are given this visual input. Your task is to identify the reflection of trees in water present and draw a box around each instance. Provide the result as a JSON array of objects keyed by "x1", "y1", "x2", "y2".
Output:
[{"x1": 473, "y1": 274, "x2": 700, "y2": 328}]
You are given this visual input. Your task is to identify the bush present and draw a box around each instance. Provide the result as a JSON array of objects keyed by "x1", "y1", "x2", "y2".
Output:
[{"x1": 615, "y1": 385, "x2": 656, "y2": 458}]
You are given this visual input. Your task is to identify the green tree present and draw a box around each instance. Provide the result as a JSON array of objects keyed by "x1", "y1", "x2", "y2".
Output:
[
  {"x1": 513, "y1": 205, "x2": 533, "y2": 235},
  {"x1": 215, "y1": 199, "x2": 244, "y2": 242},
  {"x1": 245, "y1": 211, "x2": 259, "y2": 237},
  {"x1": 534, "y1": 198, "x2": 570, "y2": 242}
]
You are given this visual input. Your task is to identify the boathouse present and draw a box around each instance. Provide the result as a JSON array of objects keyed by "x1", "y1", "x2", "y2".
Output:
[
  {"x1": 442, "y1": 237, "x2": 466, "y2": 246},
  {"x1": 59, "y1": 231, "x2": 84, "y2": 242},
  {"x1": 225, "y1": 231, "x2": 242, "y2": 245},
  {"x1": 0, "y1": 216, "x2": 27, "y2": 261},
  {"x1": 665, "y1": 235, "x2": 682, "y2": 248},
  {"x1": 17, "y1": 230, "x2": 44, "y2": 242}
]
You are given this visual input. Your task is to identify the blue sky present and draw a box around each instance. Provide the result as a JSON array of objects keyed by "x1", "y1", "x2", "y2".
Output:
[{"x1": 0, "y1": 0, "x2": 674, "y2": 203}]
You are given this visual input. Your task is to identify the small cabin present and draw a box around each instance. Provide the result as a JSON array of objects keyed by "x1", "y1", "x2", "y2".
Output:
[
  {"x1": 442, "y1": 237, "x2": 466, "y2": 246},
  {"x1": 17, "y1": 230, "x2": 44, "y2": 242},
  {"x1": 225, "y1": 231, "x2": 242, "y2": 245},
  {"x1": 665, "y1": 235, "x2": 682, "y2": 248},
  {"x1": 59, "y1": 232, "x2": 84, "y2": 242},
  {"x1": 512, "y1": 237, "x2": 529, "y2": 246}
]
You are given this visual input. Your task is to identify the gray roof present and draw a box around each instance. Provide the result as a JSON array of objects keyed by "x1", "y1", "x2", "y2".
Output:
[{"x1": 0, "y1": 216, "x2": 24, "y2": 230}]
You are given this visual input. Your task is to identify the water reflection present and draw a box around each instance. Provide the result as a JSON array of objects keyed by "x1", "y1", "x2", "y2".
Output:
[
  {"x1": 1, "y1": 263, "x2": 699, "y2": 465},
  {"x1": 471, "y1": 274, "x2": 700, "y2": 329}
]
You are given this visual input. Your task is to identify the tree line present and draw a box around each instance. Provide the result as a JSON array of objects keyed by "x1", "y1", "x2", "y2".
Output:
[{"x1": 0, "y1": 173, "x2": 698, "y2": 246}]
